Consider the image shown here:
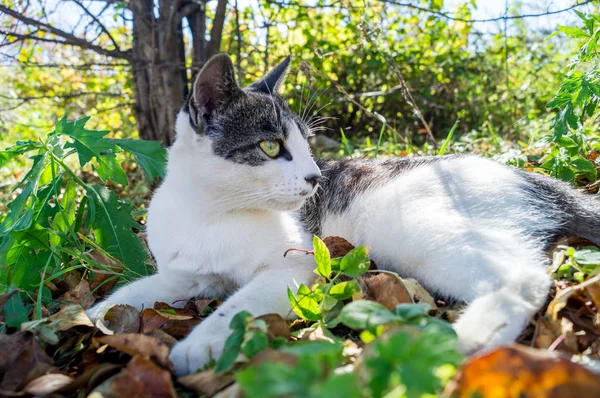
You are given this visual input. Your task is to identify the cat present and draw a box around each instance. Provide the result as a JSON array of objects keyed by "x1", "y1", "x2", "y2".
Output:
[{"x1": 88, "y1": 53, "x2": 600, "y2": 376}]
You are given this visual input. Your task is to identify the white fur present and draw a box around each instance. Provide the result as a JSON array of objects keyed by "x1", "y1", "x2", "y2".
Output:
[
  {"x1": 322, "y1": 156, "x2": 553, "y2": 351},
  {"x1": 88, "y1": 114, "x2": 553, "y2": 375},
  {"x1": 88, "y1": 114, "x2": 321, "y2": 375}
]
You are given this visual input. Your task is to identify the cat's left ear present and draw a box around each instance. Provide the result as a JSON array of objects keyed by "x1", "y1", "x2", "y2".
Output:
[{"x1": 249, "y1": 56, "x2": 291, "y2": 95}]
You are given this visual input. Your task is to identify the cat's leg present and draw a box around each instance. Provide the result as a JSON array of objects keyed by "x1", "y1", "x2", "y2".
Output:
[
  {"x1": 169, "y1": 260, "x2": 316, "y2": 376},
  {"x1": 452, "y1": 266, "x2": 551, "y2": 353},
  {"x1": 86, "y1": 272, "x2": 231, "y2": 321}
]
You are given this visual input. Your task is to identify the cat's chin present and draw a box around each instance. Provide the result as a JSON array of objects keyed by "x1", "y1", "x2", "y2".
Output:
[{"x1": 262, "y1": 197, "x2": 308, "y2": 212}]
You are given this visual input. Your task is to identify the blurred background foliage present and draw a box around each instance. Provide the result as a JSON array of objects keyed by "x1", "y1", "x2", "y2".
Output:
[{"x1": 1, "y1": 0, "x2": 598, "y2": 164}]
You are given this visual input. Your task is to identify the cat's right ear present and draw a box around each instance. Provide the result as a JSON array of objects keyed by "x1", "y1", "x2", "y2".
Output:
[{"x1": 189, "y1": 54, "x2": 240, "y2": 127}]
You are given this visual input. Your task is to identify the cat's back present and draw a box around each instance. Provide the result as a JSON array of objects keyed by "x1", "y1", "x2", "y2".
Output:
[{"x1": 300, "y1": 154, "x2": 533, "y2": 236}]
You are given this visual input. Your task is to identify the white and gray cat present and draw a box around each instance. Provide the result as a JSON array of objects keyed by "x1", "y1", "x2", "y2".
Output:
[{"x1": 88, "y1": 54, "x2": 600, "y2": 376}]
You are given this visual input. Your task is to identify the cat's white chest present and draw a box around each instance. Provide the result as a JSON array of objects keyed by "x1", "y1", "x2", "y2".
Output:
[{"x1": 146, "y1": 186, "x2": 307, "y2": 284}]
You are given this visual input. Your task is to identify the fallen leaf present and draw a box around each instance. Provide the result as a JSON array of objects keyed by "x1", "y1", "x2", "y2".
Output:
[
  {"x1": 140, "y1": 308, "x2": 202, "y2": 338},
  {"x1": 358, "y1": 273, "x2": 413, "y2": 310},
  {"x1": 298, "y1": 325, "x2": 335, "y2": 343},
  {"x1": 58, "y1": 363, "x2": 122, "y2": 395},
  {"x1": 95, "y1": 333, "x2": 172, "y2": 370},
  {"x1": 104, "y1": 304, "x2": 141, "y2": 333},
  {"x1": 323, "y1": 236, "x2": 356, "y2": 258},
  {"x1": 154, "y1": 301, "x2": 197, "y2": 317},
  {"x1": 195, "y1": 299, "x2": 220, "y2": 316},
  {"x1": 60, "y1": 279, "x2": 95, "y2": 309},
  {"x1": 91, "y1": 356, "x2": 176, "y2": 398},
  {"x1": 178, "y1": 368, "x2": 236, "y2": 396},
  {"x1": 256, "y1": 314, "x2": 291, "y2": 341},
  {"x1": 445, "y1": 344, "x2": 600, "y2": 398},
  {"x1": 401, "y1": 278, "x2": 438, "y2": 309},
  {"x1": 22, "y1": 373, "x2": 73, "y2": 395},
  {"x1": 547, "y1": 274, "x2": 600, "y2": 320},
  {"x1": 249, "y1": 349, "x2": 298, "y2": 367},
  {"x1": 535, "y1": 316, "x2": 579, "y2": 353},
  {"x1": 21, "y1": 304, "x2": 93, "y2": 344},
  {"x1": 0, "y1": 332, "x2": 54, "y2": 392}
]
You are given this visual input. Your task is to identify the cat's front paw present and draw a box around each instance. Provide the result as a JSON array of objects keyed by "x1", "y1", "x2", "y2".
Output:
[{"x1": 170, "y1": 330, "x2": 227, "y2": 376}]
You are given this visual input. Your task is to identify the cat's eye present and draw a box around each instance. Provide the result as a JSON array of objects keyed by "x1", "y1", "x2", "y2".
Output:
[{"x1": 259, "y1": 140, "x2": 281, "y2": 158}]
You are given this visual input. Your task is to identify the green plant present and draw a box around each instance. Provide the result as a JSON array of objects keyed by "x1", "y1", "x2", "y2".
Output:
[
  {"x1": 539, "y1": 11, "x2": 600, "y2": 182},
  {"x1": 0, "y1": 117, "x2": 166, "y2": 327},
  {"x1": 229, "y1": 236, "x2": 463, "y2": 398}
]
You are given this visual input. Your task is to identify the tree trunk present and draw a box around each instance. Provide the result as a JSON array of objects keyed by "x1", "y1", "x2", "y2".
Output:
[{"x1": 129, "y1": 0, "x2": 225, "y2": 146}]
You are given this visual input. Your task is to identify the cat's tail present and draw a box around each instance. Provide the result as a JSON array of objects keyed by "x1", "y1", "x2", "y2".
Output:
[{"x1": 518, "y1": 169, "x2": 600, "y2": 245}]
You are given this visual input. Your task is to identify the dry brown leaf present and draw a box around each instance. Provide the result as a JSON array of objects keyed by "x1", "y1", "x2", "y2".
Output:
[
  {"x1": 104, "y1": 304, "x2": 141, "y2": 333},
  {"x1": 147, "y1": 329, "x2": 178, "y2": 348},
  {"x1": 212, "y1": 383, "x2": 242, "y2": 398},
  {"x1": 249, "y1": 349, "x2": 298, "y2": 367},
  {"x1": 94, "y1": 356, "x2": 176, "y2": 398},
  {"x1": 402, "y1": 278, "x2": 437, "y2": 309},
  {"x1": 298, "y1": 325, "x2": 335, "y2": 343},
  {"x1": 57, "y1": 363, "x2": 122, "y2": 395},
  {"x1": 547, "y1": 274, "x2": 600, "y2": 320},
  {"x1": 60, "y1": 279, "x2": 95, "y2": 309},
  {"x1": 445, "y1": 344, "x2": 600, "y2": 398},
  {"x1": 178, "y1": 368, "x2": 236, "y2": 396},
  {"x1": 140, "y1": 308, "x2": 202, "y2": 338},
  {"x1": 88, "y1": 251, "x2": 122, "y2": 298},
  {"x1": 256, "y1": 314, "x2": 291, "y2": 341},
  {"x1": 585, "y1": 276, "x2": 600, "y2": 308},
  {"x1": 22, "y1": 373, "x2": 73, "y2": 395},
  {"x1": 358, "y1": 273, "x2": 413, "y2": 310},
  {"x1": 0, "y1": 332, "x2": 54, "y2": 393},
  {"x1": 535, "y1": 317, "x2": 579, "y2": 353},
  {"x1": 95, "y1": 333, "x2": 173, "y2": 370},
  {"x1": 22, "y1": 304, "x2": 93, "y2": 333},
  {"x1": 323, "y1": 236, "x2": 356, "y2": 258}
]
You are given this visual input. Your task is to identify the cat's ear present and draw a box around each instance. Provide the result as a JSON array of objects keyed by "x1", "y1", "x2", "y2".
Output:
[
  {"x1": 249, "y1": 56, "x2": 291, "y2": 95},
  {"x1": 190, "y1": 53, "x2": 240, "y2": 124}
]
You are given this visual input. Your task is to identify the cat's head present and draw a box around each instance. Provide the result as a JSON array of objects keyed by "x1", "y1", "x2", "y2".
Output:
[{"x1": 172, "y1": 54, "x2": 321, "y2": 212}]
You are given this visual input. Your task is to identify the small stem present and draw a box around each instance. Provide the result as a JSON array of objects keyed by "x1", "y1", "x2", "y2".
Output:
[
  {"x1": 49, "y1": 151, "x2": 89, "y2": 190},
  {"x1": 283, "y1": 248, "x2": 314, "y2": 257},
  {"x1": 36, "y1": 252, "x2": 55, "y2": 320}
]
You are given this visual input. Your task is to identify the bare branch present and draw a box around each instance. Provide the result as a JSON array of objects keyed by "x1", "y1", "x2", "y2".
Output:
[
  {"x1": 0, "y1": 4, "x2": 131, "y2": 59},
  {"x1": 70, "y1": 0, "x2": 122, "y2": 52},
  {"x1": 208, "y1": 0, "x2": 227, "y2": 56}
]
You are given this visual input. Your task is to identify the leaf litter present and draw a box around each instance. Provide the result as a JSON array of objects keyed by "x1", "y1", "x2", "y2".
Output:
[{"x1": 0, "y1": 236, "x2": 599, "y2": 397}]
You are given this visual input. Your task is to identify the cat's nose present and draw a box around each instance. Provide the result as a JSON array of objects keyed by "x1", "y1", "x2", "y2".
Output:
[{"x1": 304, "y1": 174, "x2": 320, "y2": 187}]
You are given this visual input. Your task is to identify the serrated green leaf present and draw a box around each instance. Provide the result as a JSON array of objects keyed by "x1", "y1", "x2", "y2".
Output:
[
  {"x1": 57, "y1": 117, "x2": 128, "y2": 185},
  {"x1": 340, "y1": 246, "x2": 371, "y2": 277},
  {"x1": 108, "y1": 138, "x2": 167, "y2": 180},
  {"x1": 0, "y1": 140, "x2": 39, "y2": 168},
  {"x1": 313, "y1": 236, "x2": 331, "y2": 278},
  {"x1": 86, "y1": 184, "x2": 149, "y2": 278}
]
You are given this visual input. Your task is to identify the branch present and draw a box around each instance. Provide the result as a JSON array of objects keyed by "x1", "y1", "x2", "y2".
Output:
[
  {"x1": 0, "y1": 4, "x2": 131, "y2": 59},
  {"x1": 70, "y1": 0, "x2": 122, "y2": 52},
  {"x1": 208, "y1": 0, "x2": 228, "y2": 56},
  {"x1": 0, "y1": 92, "x2": 131, "y2": 100},
  {"x1": 265, "y1": 0, "x2": 595, "y2": 23}
]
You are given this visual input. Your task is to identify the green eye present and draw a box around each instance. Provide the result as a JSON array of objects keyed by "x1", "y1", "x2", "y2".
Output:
[{"x1": 259, "y1": 140, "x2": 281, "y2": 158}]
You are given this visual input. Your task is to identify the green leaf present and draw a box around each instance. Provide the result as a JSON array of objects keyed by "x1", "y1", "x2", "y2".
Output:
[
  {"x1": 328, "y1": 280, "x2": 359, "y2": 300},
  {"x1": 0, "y1": 140, "x2": 39, "y2": 168},
  {"x1": 313, "y1": 236, "x2": 331, "y2": 278},
  {"x1": 340, "y1": 246, "x2": 371, "y2": 277},
  {"x1": 57, "y1": 117, "x2": 128, "y2": 185},
  {"x1": 230, "y1": 310, "x2": 252, "y2": 330},
  {"x1": 392, "y1": 303, "x2": 431, "y2": 320},
  {"x1": 214, "y1": 329, "x2": 244, "y2": 373},
  {"x1": 86, "y1": 184, "x2": 149, "y2": 278},
  {"x1": 571, "y1": 156, "x2": 596, "y2": 173},
  {"x1": 0, "y1": 154, "x2": 48, "y2": 235},
  {"x1": 241, "y1": 330, "x2": 269, "y2": 358},
  {"x1": 109, "y1": 138, "x2": 167, "y2": 180},
  {"x1": 288, "y1": 285, "x2": 321, "y2": 321},
  {"x1": 3, "y1": 288, "x2": 29, "y2": 328},
  {"x1": 339, "y1": 300, "x2": 398, "y2": 330}
]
